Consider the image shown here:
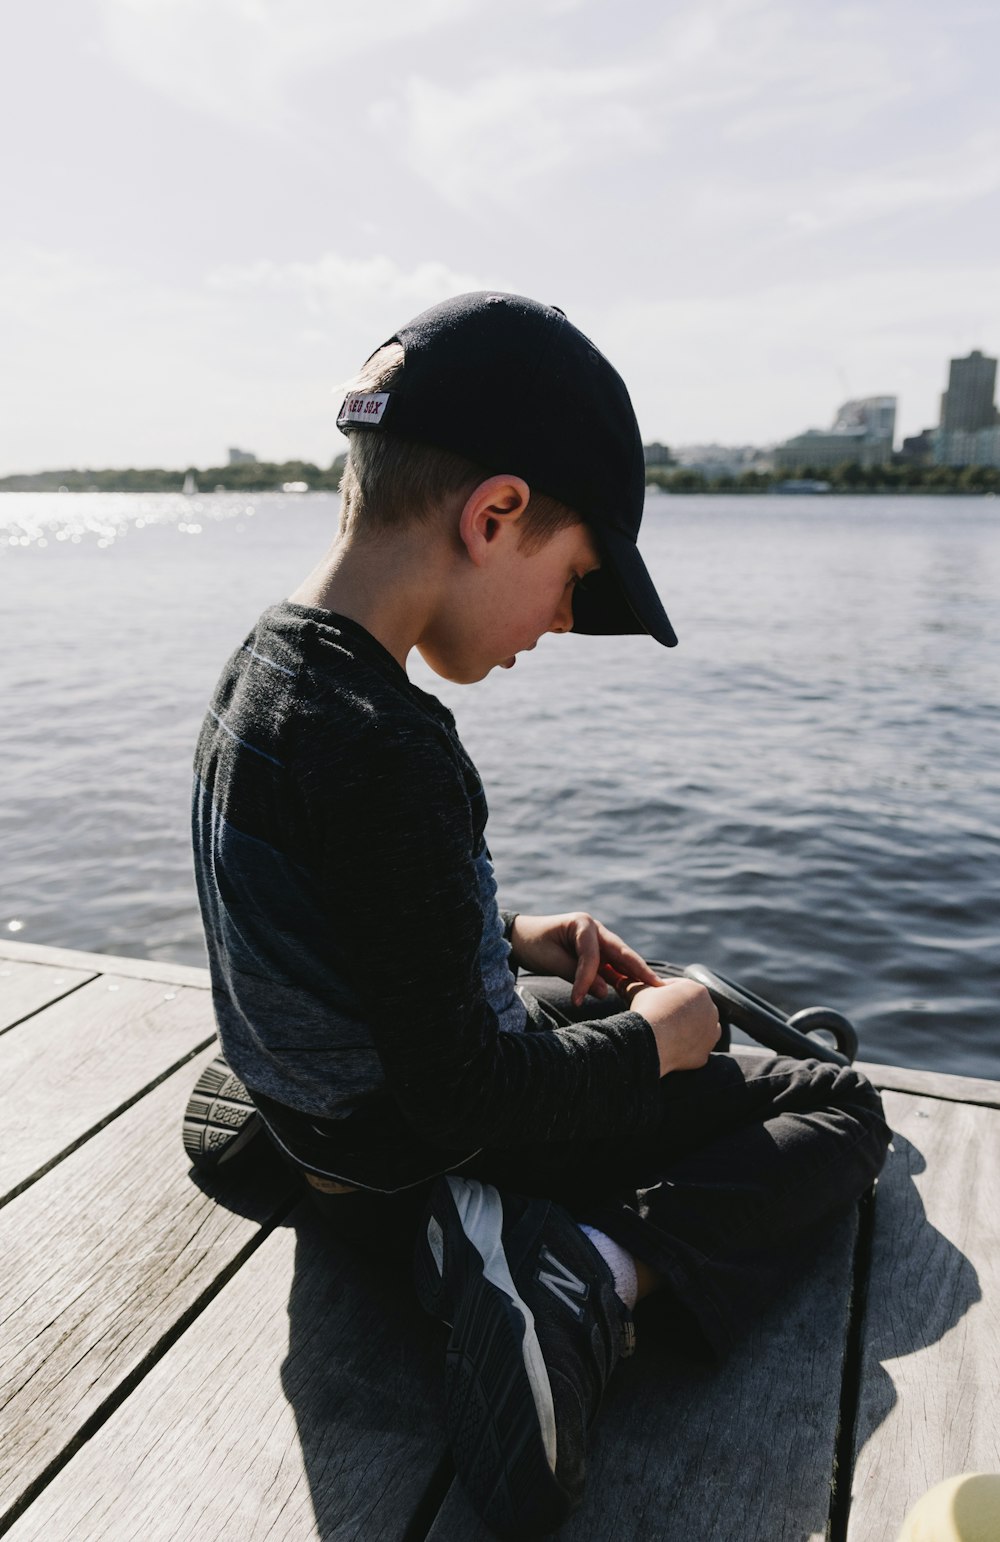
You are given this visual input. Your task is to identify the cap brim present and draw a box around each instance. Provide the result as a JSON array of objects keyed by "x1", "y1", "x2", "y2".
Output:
[{"x1": 572, "y1": 526, "x2": 678, "y2": 647}]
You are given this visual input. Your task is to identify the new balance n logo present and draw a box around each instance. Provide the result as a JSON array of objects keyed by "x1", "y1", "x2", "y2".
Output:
[{"x1": 534, "y1": 1245, "x2": 590, "y2": 1320}]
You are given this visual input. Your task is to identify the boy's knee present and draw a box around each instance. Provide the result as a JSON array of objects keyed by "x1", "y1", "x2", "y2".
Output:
[
  {"x1": 832, "y1": 1060, "x2": 881, "y2": 1110},
  {"x1": 828, "y1": 1063, "x2": 892, "y2": 1171},
  {"x1": 801, "y1": 1058, "x2": 882, "y2": 1111},
  {"x1": 789, "y1": 1058, "x2": 891, "y2": 1159}
]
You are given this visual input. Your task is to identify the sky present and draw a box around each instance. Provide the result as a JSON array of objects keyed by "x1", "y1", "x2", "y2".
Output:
[{"x1": 1, "y1": 0, "x2": 998, "y2": 475}]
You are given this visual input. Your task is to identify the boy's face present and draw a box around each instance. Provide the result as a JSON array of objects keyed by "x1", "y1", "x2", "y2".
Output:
[{"x1": 418, "y1": 520, "x2": 602, "y2": 685}]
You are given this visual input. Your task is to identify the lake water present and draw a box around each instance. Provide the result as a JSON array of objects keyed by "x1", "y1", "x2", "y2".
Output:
[{"x1": 2, "y1": 490, "x2": 997, "y2": 1079}]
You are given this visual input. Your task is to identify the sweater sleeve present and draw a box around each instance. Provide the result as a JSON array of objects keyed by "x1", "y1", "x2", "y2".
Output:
[{"x1": 306, "y1": 723, "x2": 662, "y2": 1151}]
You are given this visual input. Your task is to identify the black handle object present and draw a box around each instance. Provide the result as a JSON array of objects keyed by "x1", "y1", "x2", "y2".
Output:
[
  {"x1": 786, "y1": 1006, "x2": 859, "y2": 1063},
  {"x1": 682, "y1": 963, "x2": 856, "y2": 1066}
]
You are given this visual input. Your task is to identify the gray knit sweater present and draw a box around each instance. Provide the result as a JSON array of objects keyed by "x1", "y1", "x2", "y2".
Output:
[{"x1": 192, "y1": 601, "x2": 661, "y2": 1190}]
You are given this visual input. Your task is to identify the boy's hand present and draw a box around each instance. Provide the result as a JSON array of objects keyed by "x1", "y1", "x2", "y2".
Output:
[
  {"x1": 629, "y1": 979, "x2": 722, "y2": 1076},
  {"x1": 508, "y1": 912, "x2": 660, "y2": 1009}
]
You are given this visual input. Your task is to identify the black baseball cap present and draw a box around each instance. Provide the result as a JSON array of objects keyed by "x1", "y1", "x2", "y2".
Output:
[{"x1": 336, "y1": 291, "x2": 677, "y2": 647}]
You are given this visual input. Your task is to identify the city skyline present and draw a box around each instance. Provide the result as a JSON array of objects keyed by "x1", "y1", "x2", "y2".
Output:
[
  {"x1": 7, "y1": 343, "x2": 994, "y2": 480},
  {"x1": 2, "y1": 0, "x2": 998, "y2": 477}
]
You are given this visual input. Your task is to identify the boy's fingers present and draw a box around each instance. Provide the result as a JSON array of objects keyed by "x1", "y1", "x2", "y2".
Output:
[
  {"x1": 571, "y1": 923, "x2": 601, "y2": 1005},
  {"x1": 599, "y1": 965, "x2": 647, "y2": 1005},
  {"x1": 599, "y1": 931, "x2": 660, "y2": 986},
  {"x1": 566, "y1": 917, "x2": 659, "y2": 1005},
  {"x1": 572, "y1": 960, "x2": 595, "y2": 1005}
]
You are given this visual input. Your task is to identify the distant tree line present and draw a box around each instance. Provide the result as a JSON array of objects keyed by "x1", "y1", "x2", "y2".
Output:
[
  {"x1": 4, "y1": 454, "x2": 999, "y2": 496},
  {"x1": 644, "y1": 462, "x2": 1000, "y2": 494},
  {"x1": 0, "y1": 455, "x2": 349, "y2": 494}
]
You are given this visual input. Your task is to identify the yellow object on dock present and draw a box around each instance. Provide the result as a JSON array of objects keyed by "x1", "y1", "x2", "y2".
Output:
[{"x1": 897, "y1": 1474, "x2": 1000, "y2": 1542}]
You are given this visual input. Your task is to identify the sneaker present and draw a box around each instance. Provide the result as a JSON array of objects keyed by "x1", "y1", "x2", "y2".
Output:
[
  {"x1": 182, "y1": 1053, "x2": 263, "y2": 1170},
  {"x1": 414, "y1": 1175, "x2": 635, "y2": 1537}
]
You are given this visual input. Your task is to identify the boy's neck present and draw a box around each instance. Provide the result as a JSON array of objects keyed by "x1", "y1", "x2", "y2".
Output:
[{"x1": 288, "y1": 527, "x2": 446, "y2": 671}]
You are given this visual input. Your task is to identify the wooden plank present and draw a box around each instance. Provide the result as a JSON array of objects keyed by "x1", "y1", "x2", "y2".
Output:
[
  {"x1": 847, "y1": 1092, "x2": 1000, "y2": 1541},
  {"x1": 428, "y1": 1209, "x2": 858, "y2": 1542},
  {"x1": 0, "y1": 959, "x2": 96, "y2": 1034},
  {"x1": 5, "y1": 1202, "x2": 448, "y2": 1542},
  {"x1": 0, "y1": 938, "x2": 209, "y2": 989},
  {"x1": 857, "y1": 1059, "x2": 1000, "y2": 1111},
  {"x1": 0, "y1": 975, "x2": 216, "y2": 1204},
  {"x1": 0, "y1": 1046, "x2": 296, "y2": 1529}
]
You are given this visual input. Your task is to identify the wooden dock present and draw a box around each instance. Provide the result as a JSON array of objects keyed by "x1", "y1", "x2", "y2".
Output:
[{"x1": 1, "y1": 936, "x2": 998, "y2": 1541}]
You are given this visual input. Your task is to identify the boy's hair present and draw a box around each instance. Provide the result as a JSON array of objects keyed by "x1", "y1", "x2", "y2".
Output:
[{"x1": 338, "y1": 343, "x2": 581, "y2": 552}]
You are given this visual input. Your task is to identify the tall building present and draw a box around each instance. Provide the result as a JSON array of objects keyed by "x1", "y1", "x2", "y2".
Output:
[
  {"x1": 939, "y1": 350, "x2": 997, "y2": 433},
  {"x1": 228, "y1": 447, "x2": 257, "y2": 465},
  {"x1": 935, "y1": 350, "x2": 1000, "y2": 467}
]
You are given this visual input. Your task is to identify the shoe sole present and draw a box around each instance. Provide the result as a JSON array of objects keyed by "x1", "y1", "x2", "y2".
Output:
[
  {"x1": 182, "y1": 1055, "x2": 261, "y2": 1170},
  {"x1": 415, "y1": 1176, "x2": 570, "y2": 1538}
]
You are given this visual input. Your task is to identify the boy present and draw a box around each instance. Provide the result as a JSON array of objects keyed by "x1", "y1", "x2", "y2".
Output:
[{"x1": 188, "y1": 292, "x2": 889, "y2": 1537}]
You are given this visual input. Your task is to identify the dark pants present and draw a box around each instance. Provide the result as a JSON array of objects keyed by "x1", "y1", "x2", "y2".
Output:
[{"x1": 308, "y1": 971, "x2": 890, "y2": 1359}]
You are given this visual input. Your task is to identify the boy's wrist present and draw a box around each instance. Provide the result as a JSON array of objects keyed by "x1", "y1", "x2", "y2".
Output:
[{"x1": 501, "y1": 911, "x2": 520, "y2": 977}]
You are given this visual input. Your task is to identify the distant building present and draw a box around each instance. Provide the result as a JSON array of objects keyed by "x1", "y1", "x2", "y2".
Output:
[
  {"x1": 939, "y1": 351, "x2": 998, "y2": 434},
  {"x1": 934, "y1": 426, "x2": 1000, "y2": 469},
  {"x1": 642, "y1": 441, "x2": 674, "y2": 467},
  {"x1": 775, "y1": 395, "x2": 896, "y2": 471},
  {"x1": 671, "y1": 443, "x2": 771, "y2": 475},
  {"x1": 934, "y1": 350, "x2": 1000, "y2": 467},
  {"x1": 774, "y1": 429, "x2": 889, "y2": 471},
  {"x1": 228, "y1": 447, "x2": 257, "y2": 465},
  {"x1": 899, "y1": 429, "x2": 935, "y2": 465},
  {"x1": 833, "y1": 396, "x2": 897, "y2": 443}
]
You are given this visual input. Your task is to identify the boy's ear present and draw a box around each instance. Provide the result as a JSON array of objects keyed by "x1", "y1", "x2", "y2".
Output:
[{"x1": 458, "y1": 475, "x2": 531, "y2": 565}]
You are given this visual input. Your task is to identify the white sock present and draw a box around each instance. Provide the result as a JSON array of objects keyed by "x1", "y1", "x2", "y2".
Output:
[{"x1": 578, "y1": 1225, "x2": 639, "y2": 1309}]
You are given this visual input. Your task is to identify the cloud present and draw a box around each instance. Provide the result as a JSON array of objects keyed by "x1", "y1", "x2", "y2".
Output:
[
  {"x1": 665, "y1": 124, "x2": 1000, "y2": 249},
  {"x1": 777, "y1": 131, "x2": 1000, "y2": 233},
  {"x1": 0, "y1": 243, "x2": 484, "y2": 473},
  {"x1": 5, "y1": 0, "x2": 999, "y2": 467},
  {"x1": 366, "y1": 0, "x2": 989, "y2": 220},
  {"x1": 208, "y1": 251, "x2": 482, "y2": 315},
  {"x1": 95, "y1": 0, "x2": 478, "y2": 133},
  {"x1": 205, "y1": 252, "x2": 484, "y2": 385},
  {"x1": 0, "y1": 244, "x2": 215, "y2": 472},
  {"x1": 372, "y1": 64, "x2": 650, "y2": 209}
]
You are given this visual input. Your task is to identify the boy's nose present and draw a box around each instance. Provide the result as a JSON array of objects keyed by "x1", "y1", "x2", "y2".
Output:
[{"x1": 548, "y1": 591, "x2": 575, "y2": 634}]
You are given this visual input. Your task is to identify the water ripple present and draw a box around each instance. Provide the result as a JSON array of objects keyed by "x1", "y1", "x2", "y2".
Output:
[{"x1": 1, "y1": 491, "x2": 998, "y2": 1079}]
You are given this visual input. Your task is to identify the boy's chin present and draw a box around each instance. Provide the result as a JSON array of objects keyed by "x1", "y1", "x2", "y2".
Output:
[{"x1": 416, "y1": 645, "x2": 493, "y2": 686}]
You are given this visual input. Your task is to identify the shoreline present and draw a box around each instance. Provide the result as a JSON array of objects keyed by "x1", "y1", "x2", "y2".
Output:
[{"x1": 1, "y1": 485, "x2": 997, "y2": 499}]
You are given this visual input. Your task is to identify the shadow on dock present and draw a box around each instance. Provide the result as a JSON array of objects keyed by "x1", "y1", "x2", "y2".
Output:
[{"x1": 189, "y1": 1119, "x2": 982, "y2": 1541}]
